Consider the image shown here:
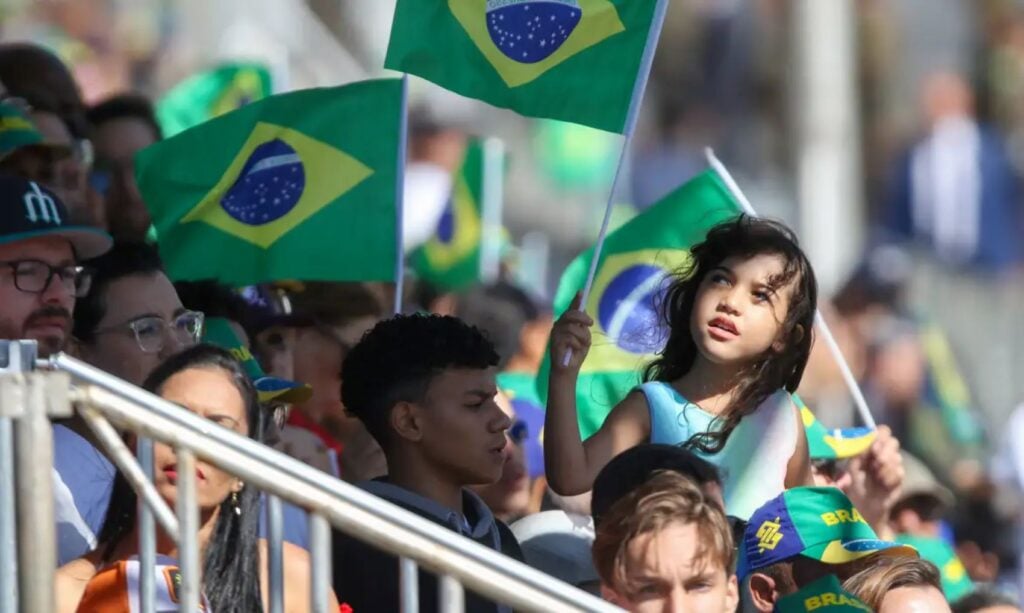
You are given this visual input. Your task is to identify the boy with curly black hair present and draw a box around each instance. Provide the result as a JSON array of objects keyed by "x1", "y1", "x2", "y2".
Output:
[{"x1": 331, "y1": 313, "x2": 522, "y2": 612}]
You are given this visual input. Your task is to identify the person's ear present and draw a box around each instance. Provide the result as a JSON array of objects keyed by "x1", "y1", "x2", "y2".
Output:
[
  {"x1": 748, "y1": 573, "x2": 779, "y2": 612},
  {"x1": 390, "y1": 401, "x2": 424, "y2": 443}
]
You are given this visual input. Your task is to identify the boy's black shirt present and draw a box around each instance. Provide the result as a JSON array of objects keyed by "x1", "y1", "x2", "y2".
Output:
[{"x1": 331, "y1": 477, "x2": 524, "y2": 613}]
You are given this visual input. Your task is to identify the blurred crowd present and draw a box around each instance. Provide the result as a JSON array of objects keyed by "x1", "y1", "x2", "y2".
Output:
[{"x1": 5, "y1": 0, "x2": 1024, "y2": 611}]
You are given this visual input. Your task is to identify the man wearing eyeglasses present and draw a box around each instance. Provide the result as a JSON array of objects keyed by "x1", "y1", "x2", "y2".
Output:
[
  {"x1": 0, "y1": 173, "x2": 111, "y2": 356},
  {"x1": 72, "y1": 241, "x2": 203, "y2": 386}
]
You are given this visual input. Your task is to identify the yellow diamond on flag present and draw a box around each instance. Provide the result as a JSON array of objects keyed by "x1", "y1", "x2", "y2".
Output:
[
  {"x1": 581, "y1": 248, "x2": 690, "y2": 374},
  {"x1": 181, "y1": 122, "x2": 373, "y2": 248},
  {"x1": 449, "y1": 0, "x2": 625, "y2": 88}
]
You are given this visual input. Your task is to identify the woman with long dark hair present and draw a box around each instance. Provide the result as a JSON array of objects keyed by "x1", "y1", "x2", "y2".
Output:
[{"x1": 56, "y1": 344, "x2": 337, "y2": 612}]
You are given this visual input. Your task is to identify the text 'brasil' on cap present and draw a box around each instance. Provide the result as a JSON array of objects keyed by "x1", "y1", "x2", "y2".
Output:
[{"x1": 738, "y1": 487, "x2": 917, "y2": 579}]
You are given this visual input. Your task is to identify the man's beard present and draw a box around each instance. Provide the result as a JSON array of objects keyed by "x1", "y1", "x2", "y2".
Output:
[{"x1": 0, "y1": 306, "x2": 72, "y2": 357}]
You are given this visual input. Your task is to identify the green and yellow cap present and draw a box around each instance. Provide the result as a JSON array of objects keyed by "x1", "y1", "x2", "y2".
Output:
[
  {"x1": 202, "y1": 317, "x2": 312, "y2": 405},
  {"x1": 738, "y1": 487, "x2": 917, "y2": 579},
  {"x1": 774, "y1": 575, "x2": 871, "y2": 612}
]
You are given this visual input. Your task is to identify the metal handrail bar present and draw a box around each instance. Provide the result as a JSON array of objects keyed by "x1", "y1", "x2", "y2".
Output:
[
  {"x1": 50, "y1": 354, "x2": 618, "y2": 612},
  {"x1": 79, "y1": 407, "x2": 180, "y2": 540}
]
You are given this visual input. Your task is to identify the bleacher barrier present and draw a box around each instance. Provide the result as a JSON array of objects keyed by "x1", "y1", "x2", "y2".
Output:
[{"x1": 0, "y1": 340, "x2": 620, "y2": 613}]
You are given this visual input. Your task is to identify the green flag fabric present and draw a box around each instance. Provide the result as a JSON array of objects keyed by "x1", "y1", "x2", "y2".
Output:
[
  {"x1": 410, "y1": 140, "x2": 484, "y2": 290},
  {"x1": 137, "y1": 79, "x2": 402, "y2": 286},
  {"x1": 157, "y1": 63, "x2": 273, "y2": 138},
  {"x1": 385, "y1": 0, "x2": 658, "y2": 133},
  {"x1": 537, "y1": 170, "x2": 742, "y2": 438},
  {"x1": 894, "y1": 534, "x2": 974, "y2": 601}
]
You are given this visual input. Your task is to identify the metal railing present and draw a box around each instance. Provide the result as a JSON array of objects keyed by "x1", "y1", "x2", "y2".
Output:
[{"x1": 0, "y1": 340, "x2": 619, "y2": 612}]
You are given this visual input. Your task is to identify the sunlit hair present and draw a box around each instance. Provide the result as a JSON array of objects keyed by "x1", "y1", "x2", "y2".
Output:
[
  {"x1": 643, "y1": 215, "x2": 818, "y2": 453},
  {"x1": 842, "y1": 556, "x2": 942, "y2": 610},
  {"x1": 591, "y1": 470, "x2": 735, "y2": 598}
]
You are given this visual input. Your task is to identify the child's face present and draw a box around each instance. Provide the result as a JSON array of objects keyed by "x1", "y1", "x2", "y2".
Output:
[
  {"x1": 603, "y1": 521, "x2": 738, "y2": 613},
  {"x1": 688, "y1": 253, "x2": 795, "y2": 368},
  {"x1": 415, "y1": 367, "x2": 511, "y2": 485}
]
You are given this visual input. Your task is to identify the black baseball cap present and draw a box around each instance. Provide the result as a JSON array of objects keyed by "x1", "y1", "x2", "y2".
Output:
[{"x1": 0, "y1": 173, "x2": 112, "y2": 258}]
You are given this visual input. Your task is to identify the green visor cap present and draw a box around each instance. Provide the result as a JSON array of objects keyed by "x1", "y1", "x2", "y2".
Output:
[{"x1": 202, "y1": 317, "x2": 312, "y2": 405}]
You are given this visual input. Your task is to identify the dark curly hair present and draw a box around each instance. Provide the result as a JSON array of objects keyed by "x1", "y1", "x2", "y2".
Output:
[
  {"x1": 341, "y1": 313, "x2": 499, "y2": 448},
  {"x1": 643, "y1": 215, "x2": 817, "y2": 454}
]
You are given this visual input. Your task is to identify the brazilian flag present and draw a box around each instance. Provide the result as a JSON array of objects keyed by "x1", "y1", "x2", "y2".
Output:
[
  {"x1": 157, "y1": 63, "x2": 273, "y2": 137},
  {"x1": 385, "y1": 0, "x2": 658, "y2": 133},
  {"x1": 136, "y1": 79, "x2": 402, "y2": 286},
  {"x1": 537, "y1": 170, "x2": 741, "y2": 438},
  {"x1": 409, "y1": 140, "x2": 484, "y2": 290}
]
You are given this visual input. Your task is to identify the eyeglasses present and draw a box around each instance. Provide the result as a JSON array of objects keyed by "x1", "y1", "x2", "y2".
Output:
[
  {"x1": 0, "y1": 260, "x2": 92, "y2": 297},
  {"x1": 509, "y1": 420, "x2": 528, "y2": 445},
  {"x1": 94, "y1": 310, "x2": 205, "y2": 354}
]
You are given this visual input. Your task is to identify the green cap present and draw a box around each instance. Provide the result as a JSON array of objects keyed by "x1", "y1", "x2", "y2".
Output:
[
  {"x1": 202, "y1": 317, "x2": 312, "y2": 405},
  {"x1": 775, "y1": 575, "x2": 871, "y2": 612},
  {"x1": 0, "y1": 102, "x2": 67, "y2": 160},
  {"x1": 796, "y1": 394, "x2": 877, "y2": 460},
  {"x1": 895, "y1": 534, "x2": 973, "y2": 602},
  {"x1": 738, "y1": 487, "x2": 917, "y2": 579}
]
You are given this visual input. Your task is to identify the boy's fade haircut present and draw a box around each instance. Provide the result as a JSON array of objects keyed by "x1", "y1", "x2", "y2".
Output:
[
  {"x1": 592, "y1": 470, "x2": 735, "y2": 597},
  {"x1": 341, "y1": 313, "x2": 499, "y2": 447}
]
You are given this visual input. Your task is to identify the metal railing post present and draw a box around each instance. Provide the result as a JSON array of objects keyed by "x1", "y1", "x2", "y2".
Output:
[
  {"x1": 439, "y1": 575, "x2": 465, "y2": 613},
  {"x1": 137, "y1": 437, "x2": 156, "y2": 613},
  {"x1": 309, "y1": 512, "x2": 331, "y2": 613},
  {"x1": 175, "y1": 448, "x2": 201, "y2": 612},
  {"x1": 14, "y1": 368, "x2": 65, "y2": 613},
  {"x1": 0, "y1": 340, "x2": 38, "y2": 612},
  {"x1": 267, "y1": 495, "x2": 285, "y2": 613},
  {"x1": 400, "y1": 557, "x2": 420, "y2": 613}
]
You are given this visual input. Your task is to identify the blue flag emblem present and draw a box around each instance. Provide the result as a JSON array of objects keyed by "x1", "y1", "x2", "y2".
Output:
[
  {"x1": 596, "y1": 262, "x2": 670, "y2": 355},
  {"x1": 486, "y1": 0, "x2": 582, "y2": 63},
  {"x1": 221, "y1": 139, "x2": 306, "y2": 225}
]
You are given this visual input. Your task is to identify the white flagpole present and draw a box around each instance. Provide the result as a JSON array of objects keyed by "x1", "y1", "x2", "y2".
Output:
[
  {"x1": 393, "y1": 74, "x2": 409, "y2": 315},
  {"x1": 479, "y1": 137, "x2": 506, "y2": 283},
  {"x1": 563, "y1": 0, "x2": 671, "y2": 366},
  {"x1": 705, "y1": 148, "x2": 877, "y2": 429}
]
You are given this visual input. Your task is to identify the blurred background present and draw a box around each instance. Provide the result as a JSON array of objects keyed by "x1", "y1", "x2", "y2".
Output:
[{"x1": 6, "y1": 0, "x2": 1024, "y2": 593}]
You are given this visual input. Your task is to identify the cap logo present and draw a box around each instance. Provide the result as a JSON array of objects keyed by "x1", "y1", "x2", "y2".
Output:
[
  {"x1": 0, "y1": 115, "x2": 34, "y2": 132},
  {"x1": 228, "y1": 345, "x2": 254, "y2": 363},
  {"x1": 820, "y1": 508, "x2": 864, "y2": 527},
  {"x1": 755, "y1": 516, "x2": 784, "y2": 553},
  {"x1": 23, "y1": 182, "x2": 60, "y2": 225},
  {"x1": 805, "y1": 593, "x2": 870, "y2": 611}
]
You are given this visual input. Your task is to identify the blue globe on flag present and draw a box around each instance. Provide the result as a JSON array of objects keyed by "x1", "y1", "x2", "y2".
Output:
[
  {"x1": 597, "y1": 264, "x2": 670, "y2": 355},
  {"x1": 435, "y1": 197, "x2": 455, "y2": 244},
  {"x1": 221, "y1": 138, "x2": 306, "y2": 226},
  {"x1": 486, "y1": 0, "x2": 582, "y2": 64}
]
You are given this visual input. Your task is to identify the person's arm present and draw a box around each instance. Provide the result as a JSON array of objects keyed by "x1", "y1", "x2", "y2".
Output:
[
  {"x1": 785, "y1": 401, "x2": 814, "y2": 488},
  {"x1": 260, "y1": 540, "x2": 341, "y2": 612},
  {"x1": 545, "y1": 294, "x2": 650, "y2": 495}
]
